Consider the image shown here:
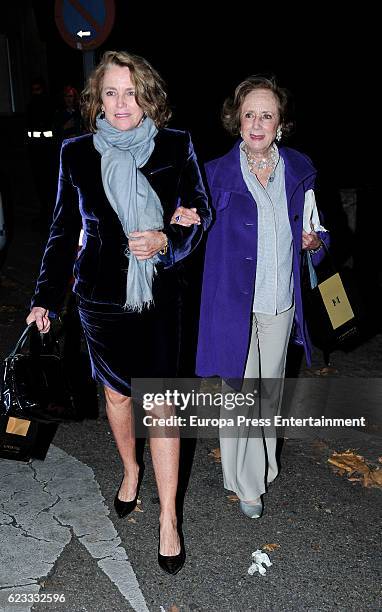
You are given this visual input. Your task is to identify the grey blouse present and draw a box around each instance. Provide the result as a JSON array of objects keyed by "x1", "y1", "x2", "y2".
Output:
[{"x1": 240, "y1": 143, "x2": 294, "y2": 315}]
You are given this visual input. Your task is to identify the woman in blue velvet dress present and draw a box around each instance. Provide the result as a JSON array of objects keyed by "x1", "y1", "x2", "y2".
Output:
[{"x1": 27, "y1": 50, "x2": 211, "y2": 574}]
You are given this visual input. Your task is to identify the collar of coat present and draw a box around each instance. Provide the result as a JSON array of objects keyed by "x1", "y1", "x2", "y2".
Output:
[{"x1": 207, "y1": 140, "x2": 317, "y2": 198}]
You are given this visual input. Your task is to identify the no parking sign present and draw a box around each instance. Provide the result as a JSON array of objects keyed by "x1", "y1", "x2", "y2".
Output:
[{"x1": 54, "y1": 0, "x2": 115, "y2": 50}]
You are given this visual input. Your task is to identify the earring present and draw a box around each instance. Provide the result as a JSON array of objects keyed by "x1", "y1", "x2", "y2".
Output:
[
  {"x1": 276, "y1": 126, "x2": 282, "y2": 142},
  {"x1": 100, "y1": 106, "x2": 105, "y2": 119}
]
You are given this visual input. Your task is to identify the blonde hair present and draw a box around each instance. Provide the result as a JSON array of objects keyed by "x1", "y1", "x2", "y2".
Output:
[{"x1": 81, "y1": 50, "x2": 172, "y2": 132}]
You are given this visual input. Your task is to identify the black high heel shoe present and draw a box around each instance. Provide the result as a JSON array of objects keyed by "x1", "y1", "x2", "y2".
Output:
[
  {"x1": 158, "y1": 527, "x2": 186, "y2": 575},
  {"x1": 114, "y1": 465, "x2": 145, "y2": 518}
]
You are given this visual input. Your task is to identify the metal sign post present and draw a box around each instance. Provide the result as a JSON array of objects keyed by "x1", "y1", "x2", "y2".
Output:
[
  {"x1": 54, "y1": 0, "x2": 115, "y2": 81},
  {"x1": 82, "y1": 50, "x2": 95, "y2": 81}
]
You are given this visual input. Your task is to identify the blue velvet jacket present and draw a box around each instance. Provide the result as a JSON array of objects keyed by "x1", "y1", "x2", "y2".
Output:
[{"x1": 31, "y1": 129, "x2": 211, "y2": 312}]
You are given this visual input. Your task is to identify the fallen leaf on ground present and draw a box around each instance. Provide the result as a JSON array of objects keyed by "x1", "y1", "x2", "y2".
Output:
[
  {"x1": 262, "y1": 543, "x2": 280, "y2": 552},
  {"x1": 312, "y1": 439, "x2": 330, "y2": 454},
  {"x1": 328, "y1": 450, "x2": 382, "y2": 488},
  {"x1": 336, "y1": 468, "x2": 346, "y2": 476},
  {"x1": 311, "y1": 543, "x2": 321, "y2": 551},
  {"x1": 364, "y1": 469, "x2": 382, "y2": 488},
  {"x1": 168, "y1": 606, "x2": 180, "y2": 612},
  {"x1": 313, "y1": 366, "x2": 339, "y2": 376},
  {"x1": 208, "y1": 447, "x2": 221, "y2": 462},
  {"x1": 313, "y1": 439, "x2": 329, "y2": 448},
  {"x1": 328, "y1": 450, "x2": 369, "y2": 475},
  {"x1": 134, "y1": 500, "x2": 143, "y2": 512},
  {"x1": 227, "y1": 494, "x2": 239, "y2": 503},
  {"x1": 127, "y1": 517, "x2": 137, "y2": 523}
]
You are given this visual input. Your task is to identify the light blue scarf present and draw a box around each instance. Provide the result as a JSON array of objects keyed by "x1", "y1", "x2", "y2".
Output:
[{"x1": 93, "y1": 115, "x2": 163, "y2": 311}]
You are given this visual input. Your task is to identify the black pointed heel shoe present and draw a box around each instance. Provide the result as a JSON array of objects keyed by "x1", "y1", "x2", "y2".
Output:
[
  {"x1": 158, "y1": 528, "x2": 186, "y2": 575},
  {"x1": 114, "y1": 465, "x2": 145, "y2": 519}
]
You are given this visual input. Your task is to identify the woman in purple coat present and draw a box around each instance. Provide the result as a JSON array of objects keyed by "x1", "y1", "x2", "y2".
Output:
[{"x1": 196, "y1": 76, "x2": 328, "y2": 518}]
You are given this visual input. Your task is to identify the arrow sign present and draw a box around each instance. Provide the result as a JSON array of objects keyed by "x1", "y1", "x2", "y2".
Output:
[{"x1": 55, "y1": 0, "x2": 115, "y2": 51}]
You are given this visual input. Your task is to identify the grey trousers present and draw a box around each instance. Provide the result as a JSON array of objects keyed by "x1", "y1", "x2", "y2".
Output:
[{"x1": 220, "y1": 305, "x2": 295, "y2": 500}]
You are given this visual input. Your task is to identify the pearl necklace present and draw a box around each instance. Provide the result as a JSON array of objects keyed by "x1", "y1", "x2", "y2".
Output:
[{"x1": 244, "y1": 144, "x2": 278, "y2": 173}]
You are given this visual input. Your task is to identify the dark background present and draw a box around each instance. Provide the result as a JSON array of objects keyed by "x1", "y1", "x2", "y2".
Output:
[
  {"x1": 1, "y1": 1, "x2": 380, "y2": 342},
  {"x1": 27, "y1": 1, "x2": 377, "y2": 177}
]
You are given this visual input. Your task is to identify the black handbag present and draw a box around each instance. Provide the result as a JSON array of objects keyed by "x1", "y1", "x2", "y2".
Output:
[
  {"x1": 301, "y1": 243, "x2": 358, "y2": 352},
  {"x1": 0, "y1": 322, "x2": 79, "y2": 424}
]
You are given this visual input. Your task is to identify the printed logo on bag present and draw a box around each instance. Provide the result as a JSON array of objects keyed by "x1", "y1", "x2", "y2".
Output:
[
  {"x1": 6, "y1": 417, "x2": 31, "y2": 437},
  {"x1": 319, "y1": 273, "x2": 355, "y2": 329}
]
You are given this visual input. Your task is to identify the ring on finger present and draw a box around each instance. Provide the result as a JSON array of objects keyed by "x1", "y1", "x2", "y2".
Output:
[{"x1": 175, "y1": 214, "x2": 182, "y2": 222}]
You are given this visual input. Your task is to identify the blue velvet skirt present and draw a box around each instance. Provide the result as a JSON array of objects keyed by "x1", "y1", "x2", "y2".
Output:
[{"x1": 77, "y1": 296, "x2": 181, "y2": 397}]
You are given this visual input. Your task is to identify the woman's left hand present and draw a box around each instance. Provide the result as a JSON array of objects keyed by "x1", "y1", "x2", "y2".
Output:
[
  {"x1": 128, "y1": 230, "x2": 167, "y2": 260},
  {"x1": 170, "y1": 206, "x2": 200, "y2": 227},
  {"x1": 302, "y1": 230, "x2": 321, "y2": 251}
]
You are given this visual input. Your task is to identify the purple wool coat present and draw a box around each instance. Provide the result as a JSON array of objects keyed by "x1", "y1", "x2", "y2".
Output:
[{"x1": 196, "y1": 141, "x2": 329, "y2": 379}]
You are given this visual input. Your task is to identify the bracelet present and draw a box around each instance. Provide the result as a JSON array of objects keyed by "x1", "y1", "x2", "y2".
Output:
[
  {"x1": 158, "y1": 234, "x2": 168, "y2": 255},
  {"x1": 309, "y1": 242, "x2": 322, "y2": 254}
]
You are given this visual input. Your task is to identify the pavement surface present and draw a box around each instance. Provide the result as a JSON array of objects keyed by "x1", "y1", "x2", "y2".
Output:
[{"x1": 0, "y1": 148, "x2": 381, "y2": 611}]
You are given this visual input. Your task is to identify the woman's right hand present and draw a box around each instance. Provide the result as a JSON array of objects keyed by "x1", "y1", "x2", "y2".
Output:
[{"x1": 26, "y1": 307, "x2": 51, "y2": 333}]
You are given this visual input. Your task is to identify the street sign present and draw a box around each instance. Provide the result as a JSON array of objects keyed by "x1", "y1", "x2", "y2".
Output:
[{"x1": 54, "y1": 0, "x2": 115, "y2": 51}]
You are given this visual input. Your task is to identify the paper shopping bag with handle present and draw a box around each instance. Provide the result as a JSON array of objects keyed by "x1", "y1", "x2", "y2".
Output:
[{"x1": 302, "y1": 245, "x2": 358, "y2": 351}]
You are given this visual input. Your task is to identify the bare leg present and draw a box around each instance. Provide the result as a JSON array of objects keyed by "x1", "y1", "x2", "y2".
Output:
[
  {"x1": 104, "y1": 386, "x2": 139, "y2": 501},
  {"x1": 105, "y1": 387, "x2": 181, "y2": 555},
  {"x1": 149, "y1": 407, "x2": 180, "y2": 556}
]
